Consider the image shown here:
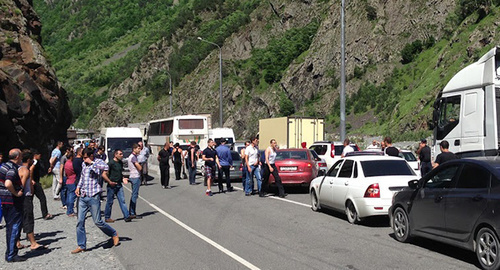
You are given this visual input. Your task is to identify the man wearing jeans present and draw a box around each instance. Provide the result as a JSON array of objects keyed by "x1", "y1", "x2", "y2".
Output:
[
  {"x1": 127, "y1": 144, "x2": 142, "y2": 219},
  {"x1": 245, "y1": 137, "x2": 261, "y2": 196},
  {"x1": 48, "y1": 141, "x2": 63, "y2": 200},
  {"x1": 104, "y1": 149, "x2": 132, "y2": 223},
  {"x1": 72, "y1": 149, "x2": 119, "y2": 254},
  {"x1": 216, "y1": 138, "x2": 233, "y2": 193}
]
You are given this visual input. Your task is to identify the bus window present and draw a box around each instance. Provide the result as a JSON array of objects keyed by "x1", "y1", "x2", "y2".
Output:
[
  {"x1": 179, "y1": 119, "x2": 204, "y2": 129},
  {"x1": 160, "y1": 120, "x2": 173, "y2": 135}
]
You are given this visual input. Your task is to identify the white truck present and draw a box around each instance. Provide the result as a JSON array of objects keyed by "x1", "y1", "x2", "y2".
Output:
[
  {"x1": 98, "y1": 127, "x2": 143, "y2": 176},
  {"x1": 431, "y1": 46, "x2": 500, "y2": 157}
]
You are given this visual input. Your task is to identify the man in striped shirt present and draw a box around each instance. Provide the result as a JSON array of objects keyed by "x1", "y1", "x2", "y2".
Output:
[{"x1": 72, "y1": 148, "x2": 119, "y2": 254}]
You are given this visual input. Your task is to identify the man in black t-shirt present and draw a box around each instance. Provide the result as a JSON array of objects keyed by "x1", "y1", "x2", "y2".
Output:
[
  {"x1": 202, "y1": 139, "x2": 218, "y2": 196},
  {"x1": 104, "y1": 149, "x2": 131, "y2": 223},
  {"x1": 30, "y1": 150, "x2": 53, "y2": 220},
  {"x1": 433, "y1": 140, "x2": 457, "y2": 168},
  {"x1": 416, "y1": 138, "x2": 432, "y2": 176},
  {"x1": 384, "y1": 136, "x2": 400, "y2": 157},
  {"x1": 157, "y1": 143, "x2": 171, "y2": 189}
]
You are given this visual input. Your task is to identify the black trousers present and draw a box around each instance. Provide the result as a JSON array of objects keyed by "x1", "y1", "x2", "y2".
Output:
[
  {"x1": 420, "y1": 161, "x2": 432, "y2": 177},
  {"x1": 262, "y1": 164, "x2": 285, "y2": 196},
  {"x1": 33, "y1": 182, "x2": 49, "y2": 218},
  {"x1": 174, "y1": 161, "x2": 182, "y2": 180},
  {"x1": 217, "y1": 166, "x2": 232, "y2": 192},
  {"x1": 160, "y1": 163, "x2": 170, "y2": 187}
]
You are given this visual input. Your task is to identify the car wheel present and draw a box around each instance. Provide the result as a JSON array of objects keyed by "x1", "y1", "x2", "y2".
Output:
[
  {"x1": 346, "y1": 200, "x2": 360, "y2": 224},
  {"x1": 310, "y1": 190, "x2": 320, "y2": 212},
  {"x1": 393, "y1": 207, "x2": 411, "y2": 243},
  {"x1": 476, "y1": 227, "x2": 500, "y2": 270}
]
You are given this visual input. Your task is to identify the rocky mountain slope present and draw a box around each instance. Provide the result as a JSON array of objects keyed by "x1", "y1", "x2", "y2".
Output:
[
  {"x1": 33, "y1": 0, "x2": 500, "y2": 141},
  {"x1": 0, "y1": 0, "x2": 72, "y2": 156}
]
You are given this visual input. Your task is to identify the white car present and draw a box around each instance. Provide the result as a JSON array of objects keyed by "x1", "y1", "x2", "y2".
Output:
[
  {"x1": 309, "y1": 141, "x2": 360, "y2": 170},
  {"x1": 309, "y1": 155, "x2": 418, "y2": 224},
  {"x1": 399, "y1": 150, "x2": 420, "y2": 177}
]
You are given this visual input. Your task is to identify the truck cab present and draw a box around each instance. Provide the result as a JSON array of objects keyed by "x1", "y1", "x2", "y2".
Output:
[{"x1": 432, "y1": 46, "x2": 500, "y2": 157}]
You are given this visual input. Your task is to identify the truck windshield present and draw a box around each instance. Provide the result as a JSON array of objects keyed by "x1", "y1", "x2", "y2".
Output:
[{"x1": 106, "y1": 138, "x2": 142, "y2": 159}]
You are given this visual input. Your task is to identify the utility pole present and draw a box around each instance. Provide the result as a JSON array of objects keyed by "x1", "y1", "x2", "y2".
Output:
[{"x1": 340, "y1": 0, "x2": 346, "y2": 141}]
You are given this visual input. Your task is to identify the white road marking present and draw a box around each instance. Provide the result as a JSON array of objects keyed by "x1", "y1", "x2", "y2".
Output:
[
  {"x1": 123, "y1": 185, "x2": 260, "y2": 270},
  {"x1": 231, "y1": 186, "x2": 310, "y2": 208}
]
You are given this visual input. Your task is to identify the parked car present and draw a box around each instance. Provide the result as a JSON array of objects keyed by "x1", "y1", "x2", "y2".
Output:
[
  {"x1": 309, "y1": 149, "x2": 327, "y2": 176},
  {"x1": 197, "y1": 150, "x2": 243, "y2": 180},
  {"x1": 268, "y1": 149, "x2": 319, "y2": 187},
  {"x1": 389, "y1": 157, "x2": 500, "y2": 270},
  {"x1": 309, "y1": 155, "x2": 417, "y2": 224},
  {"x1": 399, "y1": 150, "x2": 420, "y2": 177},
  {"x1": 309, "y1": 141, "x2": 360, "y2": 170}
]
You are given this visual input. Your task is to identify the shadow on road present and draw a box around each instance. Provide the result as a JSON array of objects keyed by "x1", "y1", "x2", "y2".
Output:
[
  {"x1": 316, "y1": 208, "x2": 391, "y2": 228},
  {"x1": 388, "y1": 233, "x2": 480, "y2": 268}
]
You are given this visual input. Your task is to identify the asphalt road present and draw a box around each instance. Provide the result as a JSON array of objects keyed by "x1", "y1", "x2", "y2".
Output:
[{"x1": 108, "y1": 166, "x2": 479, "y2": 270}]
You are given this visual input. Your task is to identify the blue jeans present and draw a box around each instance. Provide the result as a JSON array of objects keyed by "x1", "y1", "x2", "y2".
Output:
[
  {"x1": 76, "y1": 194, "x2": 116, "y2": 250},
  {"x1": 242, "y1": 165, "x2": 248, "y2": 188},
  {"x1": 245, "y1": 165, "x2": 261, "y2": 194},
  {"x1": 188, "y1": 165, "x2": 196, "y2": 185},
  {"x1": 105, "y1": 184, "x2": 129, "y2": 219},
  {"x1": 128, "y1": 178, "x2": 140, "y2": 216},
  {"x1": 2, "y1": 203, "x2": 23, "y2": 261},
  {"x1": 66, "y1": 183, "x2": 76, "y2": 215}
]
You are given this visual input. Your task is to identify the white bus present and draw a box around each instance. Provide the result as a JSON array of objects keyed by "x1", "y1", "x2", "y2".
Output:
[{"x1": 147, "y1": 115, "x2": 209, "y2": 159}]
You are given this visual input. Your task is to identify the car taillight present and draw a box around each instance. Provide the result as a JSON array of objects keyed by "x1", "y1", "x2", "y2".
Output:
[
  {"x1": 330, "y1": 144, "x2": 335, "y2": 158},
  {"x1": 364, "y1": 183, "x2": 380, "y2": 198},
  {"x1": 319, "y1": 163, "x2": 327, "y2": 167},
  {"x1": 307, "y1": 163, "x2": 312, "y2": 168}
]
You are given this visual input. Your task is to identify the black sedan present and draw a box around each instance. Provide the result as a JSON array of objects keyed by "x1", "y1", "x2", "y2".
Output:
[{"x1": 389, "y1": 157, "x2": 500, "y2": 270}]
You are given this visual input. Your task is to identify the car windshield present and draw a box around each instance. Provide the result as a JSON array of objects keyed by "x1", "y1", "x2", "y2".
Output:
[
  {"x1": 106, "y1": 137, "x2": 142, "y2": 159},
  {"x1": 399, "y1": 152, "x2": 417, "y2": 162},
  {"x1": 276, "y1": 151, "x2": 308, "y2": 160},
  {"x1": 361, "y1": 160, "x2": 415, "y2": 177}
]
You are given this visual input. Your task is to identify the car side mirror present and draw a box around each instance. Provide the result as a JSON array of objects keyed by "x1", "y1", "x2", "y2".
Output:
[
  {"x1": 318, "y1": 170, "x2": 325, "y2": 176},
  {"x1": 408, "y1": 179, "x2": 419, "y2": 189}
]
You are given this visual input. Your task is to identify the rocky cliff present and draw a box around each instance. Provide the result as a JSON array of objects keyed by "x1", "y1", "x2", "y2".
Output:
[
  {"x1": 88, "y1": 0, "x2": 456, "y2": 139},
  {"x1": 0, "y1": 0, "x2": 72, "y2": 156}
]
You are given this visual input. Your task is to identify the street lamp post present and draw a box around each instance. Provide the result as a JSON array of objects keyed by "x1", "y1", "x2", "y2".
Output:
[
  {"x1": 165, "y1": 70, "x2": 172, "y2": 116},
  {"x1": 197, "y1": 37, "x2": 223, "y2": 128},
  {"x1": 340, "y1": 0, "x2": 346, "y2": 141}
]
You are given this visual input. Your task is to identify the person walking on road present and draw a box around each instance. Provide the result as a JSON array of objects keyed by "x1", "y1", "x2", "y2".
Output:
[
  {"x1": 416, "y1": 138, "x2": 432, "y2": 176},
  {"x1": 104, "y1": 149, "x2": 132, "y2": 223},
  {"x1": 261, "y1": 139, "x2": 286, "y2": 198},
  {"x1": 173, "y1": 143, "x2": 183, "y2": 180},
  {"x1": 127, "y1": 144, "x2": 142, "y2": 219},
  {"x1": 433, "y1": 140, "x2": 457, "y2": 168},
  {"x1": 48, "y1": 141, "x2": 63, "y2": 200},
  {"x1": 202, "y1": 139, "x2": 218, "y2": 196},
  {"x1": 0, "y1": 149, "x2": 26, "y2": 262},
  {"x1": 158, "y1": 143, "x2": 171, "y2": 189},
  {"x1": 63, "y1": 150, "x2": 77, "y2": 216},
  {"x1": 30, "y1": 150, "x2": 53, "y2": 220},
  {"x1": 187, "y1": 141, "x2": 198, "y2": 185},
  {"x1": 245, "y1": 137, "x2": 261, "y2": 196},
  {"x1": 216, "y1": 138, "x2": 233, "y2": 193},
  {"x1": 72, "y1": 148, "x2": 119, "y2": 254}
]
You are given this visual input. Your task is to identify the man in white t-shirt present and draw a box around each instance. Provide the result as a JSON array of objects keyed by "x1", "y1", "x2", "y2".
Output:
[
  {"x1": 341, "y1": 138, "x2": 354, "y2": 158},
  {"x1": 244, "y1": 136, "x2": 261, "y2": 196}
]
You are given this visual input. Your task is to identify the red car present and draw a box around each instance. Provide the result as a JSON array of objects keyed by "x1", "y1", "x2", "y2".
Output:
[{"x1": 269, "y1": 149, "x2": 319, "y2": 187}]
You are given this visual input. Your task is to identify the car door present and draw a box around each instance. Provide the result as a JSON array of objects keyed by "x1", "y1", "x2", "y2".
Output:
[
  {"x1": 319, "y1": 160, "x2": 343, "y2": 208},
  {"x1": 331, "y1": 159, "x2": 355, "y2": 210},
  {"x1": 410, "y1": 164, "x2": 460, "y2": 236},
  {"x1": 445, "y1": 163, "x2": 490, "y2": 242}
]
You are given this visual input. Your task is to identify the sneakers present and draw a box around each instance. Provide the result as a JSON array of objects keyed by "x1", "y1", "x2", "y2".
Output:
[
  {"x1": 166, "y1": 186, "x2": 171, "y2": 189},
  {"x1": 278, "y1": 193, "x2": 288, "y2": 198},
  {"x1": 162, "y1": 185, "x2": 166, "y2": 189},
  {"x1": 124, "y1": 217, "x2": 133, "y2": 222},
  {"x1": 105, "y1": 218, "x2": 115, "y2": 223},
  {"x1": 7, "y1": 256, "x2": 27, "y2": 262},
  {"x1": 205, "y1": 190, "x2": 213, "y2": 196}
]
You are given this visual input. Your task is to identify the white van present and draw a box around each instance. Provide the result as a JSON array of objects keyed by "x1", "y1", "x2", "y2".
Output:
[
  {"x1": 209, "y1": 128, "x2": 235, "y2": 147},
  {"x1": 99, "y1": 127, "x2": 143, "y2": 175}
]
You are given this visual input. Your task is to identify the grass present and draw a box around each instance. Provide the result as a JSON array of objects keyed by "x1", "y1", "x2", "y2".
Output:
[{"x1": 40, "y1": 175, "x2": 53, "y2": 189}]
